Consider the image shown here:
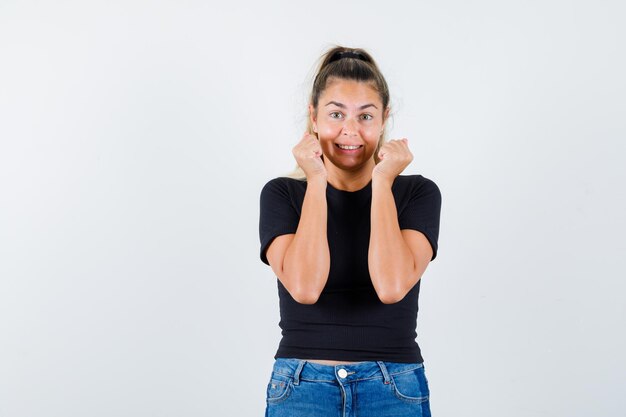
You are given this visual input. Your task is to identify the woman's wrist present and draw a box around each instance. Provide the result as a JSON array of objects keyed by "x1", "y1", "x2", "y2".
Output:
[
  {"x1": 371, "y1": 174, "x2": 395, "y2": 189},
  {"x1": 306, "y1": 174, "x2": 328, "y2": 187}
]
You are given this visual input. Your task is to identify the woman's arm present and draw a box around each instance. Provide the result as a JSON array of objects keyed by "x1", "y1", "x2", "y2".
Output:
[
  {"x1": 368, "y1": 138, "x2": 434, "y2": 304},
  {"x1": 266, "y1": 176, "x2": 330, "y2": 304},
  {"x1": 368, "y1": 178, "x2": 433, "y2": 304}
]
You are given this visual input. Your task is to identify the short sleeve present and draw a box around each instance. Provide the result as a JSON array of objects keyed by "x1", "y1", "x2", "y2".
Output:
[
  {"x1": 259, "y1": 178, "x2": 301, "y2": 265},
  {"x1": 398, "y1": 177, "x2": 442, "y2": 261}
]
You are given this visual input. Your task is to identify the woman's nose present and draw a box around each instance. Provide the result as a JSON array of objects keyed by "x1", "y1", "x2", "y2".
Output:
[{"x1": 341, "y1": 118, "x2": 358, "y2": 136}]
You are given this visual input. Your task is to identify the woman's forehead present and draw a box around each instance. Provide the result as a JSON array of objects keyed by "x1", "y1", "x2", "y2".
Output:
[{"x1": 320, "y1": 79, "x2": 382, "y2": 107}]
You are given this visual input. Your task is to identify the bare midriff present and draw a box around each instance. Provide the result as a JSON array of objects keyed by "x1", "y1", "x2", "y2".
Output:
[{"x1": 305, "y1": 359, "x2": 364, "y2": 365}]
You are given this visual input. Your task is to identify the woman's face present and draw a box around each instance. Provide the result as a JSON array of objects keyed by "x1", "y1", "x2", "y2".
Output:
[{"x1": 310, "y1": 78, "x2": 388, "y2": 173}]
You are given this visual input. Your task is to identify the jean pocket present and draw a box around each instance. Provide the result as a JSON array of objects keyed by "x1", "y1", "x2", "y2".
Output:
[
  {"x1": 266, "y1": 372, "x2": 293, "y2": 404},
  {"x1": 390, "y1": 365, "x2": 430, "y2": 404}
]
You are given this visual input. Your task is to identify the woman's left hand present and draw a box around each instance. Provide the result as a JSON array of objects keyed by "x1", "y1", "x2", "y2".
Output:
[{"x1": 372, "y1": 138, "x2": 413, "y2": 183}]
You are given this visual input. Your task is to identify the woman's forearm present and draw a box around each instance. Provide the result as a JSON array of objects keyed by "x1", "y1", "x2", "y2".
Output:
[
  {"x1": 282, "y1": 176, "x2": 330, "y2": 304},
  {"x1": 369, "y1": 178, "x2": 416, "y2": 304}
]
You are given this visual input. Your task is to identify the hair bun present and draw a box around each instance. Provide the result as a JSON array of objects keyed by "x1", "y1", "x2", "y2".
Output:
[{"x1": 328, "y1": 50, "x2": 367, "y2": 64}]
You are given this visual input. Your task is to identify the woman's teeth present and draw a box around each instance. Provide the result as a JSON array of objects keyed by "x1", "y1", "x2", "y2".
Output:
[{"x1": 337, "y1": 144, "x2": 362, "y2": 150}]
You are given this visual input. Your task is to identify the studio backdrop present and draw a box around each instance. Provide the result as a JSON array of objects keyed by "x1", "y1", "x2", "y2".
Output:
[{"x1": 0, "y1": 1, "x2": 624, "y2": 416}]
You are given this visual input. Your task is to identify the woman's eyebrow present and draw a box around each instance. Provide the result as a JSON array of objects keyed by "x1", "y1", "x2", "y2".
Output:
[{"x1": 324, "y1": 101, "x2": 378, "y2": 110}]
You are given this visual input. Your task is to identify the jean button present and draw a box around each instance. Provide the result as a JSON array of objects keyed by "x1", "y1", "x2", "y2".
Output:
[{"x1": 338, "y1": 368, "x2": 348, "y2": 378}]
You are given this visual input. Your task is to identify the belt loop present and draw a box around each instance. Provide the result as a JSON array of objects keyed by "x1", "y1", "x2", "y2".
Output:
[
  {"x1": 376, "y1": 361, "x2": 391, "y2": 385},
  {"x1": 293, "y1": 359, "x2": 306, "y2": 385}
]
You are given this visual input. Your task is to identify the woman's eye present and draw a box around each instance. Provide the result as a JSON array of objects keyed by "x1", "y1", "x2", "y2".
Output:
[
  {"x1": 361, "y1": 114, "x2": 373, "y2": 120},
  {"x1": 330, "y1": 112, "x2": 343, "y2": 119}
]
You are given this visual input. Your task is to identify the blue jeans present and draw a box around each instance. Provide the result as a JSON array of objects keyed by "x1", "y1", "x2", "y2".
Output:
[{"x1": 265, "y1": 358, "x2": 431, "y2": 417}]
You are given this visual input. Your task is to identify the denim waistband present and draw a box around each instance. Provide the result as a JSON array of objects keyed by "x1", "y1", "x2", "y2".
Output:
[{"x1": 271, "y1": 357, "x2": 424, "y2": 385}]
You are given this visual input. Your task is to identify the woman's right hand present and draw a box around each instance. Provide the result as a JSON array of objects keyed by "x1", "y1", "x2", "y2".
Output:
[{"x1": 292, "y1": 132, "x2": 327, "y2": 180}]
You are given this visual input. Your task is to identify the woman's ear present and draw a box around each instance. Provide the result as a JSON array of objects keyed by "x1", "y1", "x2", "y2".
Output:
[
  {"x1": 382, "y1": 107, "x2": 390, "y2": 129},
  {"x1": 309, "y1": 104, "x2": 317, "y2": 130}
]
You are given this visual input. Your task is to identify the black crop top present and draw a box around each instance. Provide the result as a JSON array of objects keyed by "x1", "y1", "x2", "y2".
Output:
[{"x1": 259, "y1": 174, "x2": 442, "y2": 363}]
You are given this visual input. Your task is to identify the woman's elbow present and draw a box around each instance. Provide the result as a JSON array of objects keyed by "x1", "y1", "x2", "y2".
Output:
[
  {"x1": 292, "y1": 289, "x2": 321, "y2": 304},
  {"x1": 375, "y1": 280, "x2": 413, "y2": 304},
  {"x1": 377, "y1": 290, "x2": 404, "y2": 304},
  {"x1": 282, "y1": 275, "x2": 324, "y2": 304}
]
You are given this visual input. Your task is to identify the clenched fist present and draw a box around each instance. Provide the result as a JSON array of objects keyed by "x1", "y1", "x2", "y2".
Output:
[
  {"x1": 292, "y1": 132, "x2": 327, "y2": 180},
  {"x1": 372, "y1": 138, "x2": 413, "y2": 183}
]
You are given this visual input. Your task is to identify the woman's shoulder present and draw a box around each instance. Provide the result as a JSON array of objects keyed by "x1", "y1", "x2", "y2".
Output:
[
  {"x1": 261, "y1": 176, "x2": 308, "y2": 196},
  {"x1": 263, "y1": 176, "x2": 308, "y2": 187},
  {"x1": 393, "y1": 174, "x2": 442, "y2": 213},
  {"x1": 395, "y1": 174, "x2": 439, "y2": 190}
]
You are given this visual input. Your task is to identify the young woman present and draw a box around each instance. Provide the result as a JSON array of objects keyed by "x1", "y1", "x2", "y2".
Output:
[{"x1": 259, "y1": 46, "x2": 442, "y2": 417}]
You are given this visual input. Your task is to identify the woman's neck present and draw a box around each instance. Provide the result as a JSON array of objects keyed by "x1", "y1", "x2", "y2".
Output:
[{"x1": 324, "y1": 160, "x2": 375, "y2": 192}]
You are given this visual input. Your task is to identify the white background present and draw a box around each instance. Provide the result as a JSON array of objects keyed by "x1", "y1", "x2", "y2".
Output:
[{"x1": 1, "y1": 1, "x2": 624, "y2": 416}]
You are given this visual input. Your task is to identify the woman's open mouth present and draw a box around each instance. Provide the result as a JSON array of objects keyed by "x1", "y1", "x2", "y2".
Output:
[{"x1": 336, "y1": 144, "x2": 363, "y2": 153}]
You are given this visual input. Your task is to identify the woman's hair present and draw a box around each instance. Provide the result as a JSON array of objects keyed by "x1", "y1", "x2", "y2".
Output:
[{"x1": 285, "y1": 45, "x2": 391, "y2": 180}]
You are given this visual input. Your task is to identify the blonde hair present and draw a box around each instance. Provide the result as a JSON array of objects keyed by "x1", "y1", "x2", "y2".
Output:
[{"x1": 284, "y1": 45, "x2": 391, "y2": 180}]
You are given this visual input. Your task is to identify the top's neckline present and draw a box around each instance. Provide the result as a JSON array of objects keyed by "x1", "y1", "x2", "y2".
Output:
[{"x1": 326, "y1": 179, "x2": 373, "y2": 195}]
